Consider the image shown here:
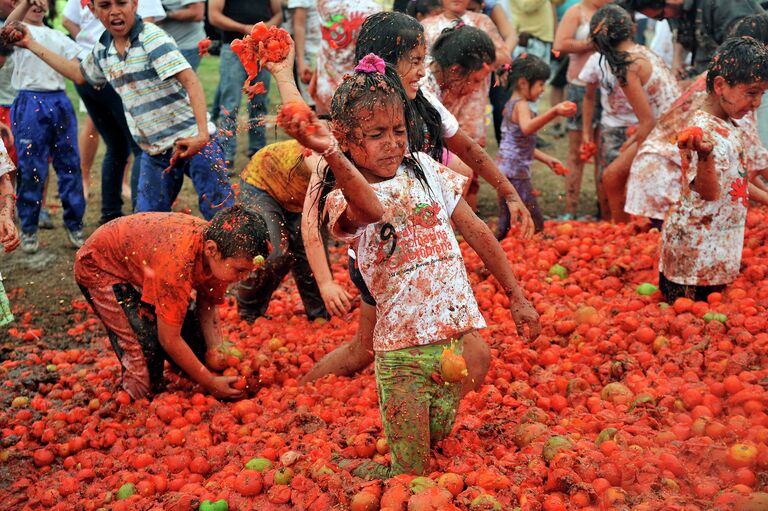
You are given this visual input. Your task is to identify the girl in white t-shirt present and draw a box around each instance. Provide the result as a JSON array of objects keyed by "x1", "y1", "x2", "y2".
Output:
[
  {"x1": 271, "y1": 51, "x2": 540, "y2": 476},
  {"x1": 300, "y1": 11, "x2": 535, "y2": 387},
  {"x1": 579, "y1": 4, "x2": 680, "y2": 223}
]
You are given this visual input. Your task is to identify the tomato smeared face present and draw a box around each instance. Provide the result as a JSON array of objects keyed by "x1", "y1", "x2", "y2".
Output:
[{"x1": 344, "y1": 102, "x2": 408, "y2": 182}]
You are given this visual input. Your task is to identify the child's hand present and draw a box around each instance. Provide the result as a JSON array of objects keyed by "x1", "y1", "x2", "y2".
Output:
[
  {"x1": 0, "y1": 215, "x2": 19, "y2": 253},
  {"x1": 0, "y1": 122, "x2": 13, "y2": 147},
  {"x1": 319, "y1": 281, "x2": 353, "y2": 317},
  {"x1": 277, "y1": 101, "x2": 334, "y2": 155},
  {"x1": 547, "y1": 158, "x2": 569, "y2": 176},
  {"x1": 509, "y1": 298, "x2": 541, "y2": 341},
  {"x1": 206, "y1": 375, "x2": 245, "y2": 399},
  {"x1": 503, "y1": 194, "x2": 534, "y2": 239},
  {"x1": 1, "y1": 22, "x2": 29, "y2": 48},
  {"x1": 555, "y1": 101, "x2": 577, "y2": 118},
  {"x1": 175, "y1": 133, "x2": 209, "y2": 159},
  {"x1": 677, "y1": 126, "x2": 712, "y2": 158}
]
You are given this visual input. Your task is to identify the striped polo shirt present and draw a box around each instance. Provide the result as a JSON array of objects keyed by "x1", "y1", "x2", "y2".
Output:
[{"x1": 80, "y1": 17, "x2": 196, "y2": 155}]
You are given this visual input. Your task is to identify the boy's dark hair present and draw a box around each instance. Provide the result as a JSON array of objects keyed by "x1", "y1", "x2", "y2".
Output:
[
  {"x1": 431, "y1": 24, "x2": 496, "y2": 74},
  {"x1": 496, "y1": 53, "x2": 551, "y2": 92},
  {"x1": 590, "y1": 4, "x2": 635, "y2": 88},
  {"x1": 355, "y1": 11, "x2": 445, "y2": 162},
  {"x1": 730, "y1": 14, "x2": 768, "y2": 44},
  {"x1": 406, "y1": 0, "x2": 442, "y2": 18},
  {"x1": 204, "y1": 205, "x2": 269, "y2": 259},
  {"x1": 706, "y1": 36, "x2": 768, "y2": 93}
]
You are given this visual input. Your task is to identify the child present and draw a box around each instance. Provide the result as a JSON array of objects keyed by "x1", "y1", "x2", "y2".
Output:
[
  {"x1": 552, "y1": 0, "x2": 609, "y2": 219},
  {"x1": 406, "y1": 0, "x2": 442, "y2": 20},
  {"x1": 579, "y1": 4, "x2": 680, "y2": 223},
  {"x1": 422, "y1": 24, "x2": 508, "y2": 209},
  {"x1": 8, "y1": 0, "x2": 234, "y2": 220},
  {"x1": 2, "y1": 0, "x2": 86, "y2": 254},
  {"x1": 301, "y1": 12, "x2": 534, "y2": 385},
  {"x1": 74, "y1": 205, "x2": 269, "y2": 400},
  {"x1": 660, "y1": 37, "x2": 768, "y2": 302},
  {"x1": 496, "y1": 54, "x2": 575, "y2": 237},
  {"x1": 236, "y1": 139, "x2": 332, "y2": 322},
  {"x1": 280, "y1": 55, "x2": 540, "y2": 476},
  {"x1": 0, "y1": 135, "x2": 17, "y2": 252},
  {"x1": 312, "y1": 0, "x2": 379, "y2": 115}
]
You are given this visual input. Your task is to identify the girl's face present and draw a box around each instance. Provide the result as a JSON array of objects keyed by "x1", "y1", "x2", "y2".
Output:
[
  {"x1": 521, "y1": 79, "x2": 546, "y2": 102},
  {"x1": 447, "y1": 65, "x2": 490, "y2": 97},
  {"x1": 343, "y1": 102, "x2": 408, "y2": 181},
  {"x1": 24, "y1": 0, "x2": 48, "y2": 24},
  {"x1": 443, "y1": 0, "x2": 469, "y2": 16},
  {"x1": 715, "y1": 78, "x2": 768, "y2": 120},
  {"x1": 396, "y1": 44, "x2": 427, "y2": 101}
]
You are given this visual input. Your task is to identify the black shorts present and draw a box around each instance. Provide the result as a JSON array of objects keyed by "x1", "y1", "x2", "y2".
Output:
[
  {"x1": 348, "y1": 254, "x2": 376, "y2": 306},
  {"x1": 550, "y1": 54, "x2": 569, "y2": 88},
  {"x1": 658, "y1": 272, "x2": 725, "y2": 303}
]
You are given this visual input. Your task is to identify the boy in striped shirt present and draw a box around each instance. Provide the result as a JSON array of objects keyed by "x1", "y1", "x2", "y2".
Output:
[{"x1": 7, "y1": 0, "x2": 234, "y2": 220}]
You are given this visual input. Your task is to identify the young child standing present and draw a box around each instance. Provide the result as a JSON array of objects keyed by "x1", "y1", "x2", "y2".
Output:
[
  {"x1": 280, "y1": 55, "x2": 540, "y2": 476},
  {"x1": 579, "y1": 4, "x2": 680, "y2": 223},
  {"x1": 496, "y1": 54, "x2": 575, "y2": 237},
  {"x1": 660, "y1": 37, "x2": 768, "y2": 302},
  {"x1": 74, "y1": 206, "x2": 269, "y2": 400},
  {"x1": 2, "y1": 0, "x2": 86, "y2": 254},
  {"x1": 8, "y1": 0, "x2": 234, "y2": 220}
]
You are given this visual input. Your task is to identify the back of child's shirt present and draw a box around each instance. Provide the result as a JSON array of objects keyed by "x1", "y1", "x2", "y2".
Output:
[
  {"x1": 80, "y1": 18, "x2": 196, "y2": 155},
  {"x1": 660, "y1": 110, "x2": 748, "y2": 287},
  {"x1": 12, "y1": 24, "x2": 85, "y2": 92},
  {"x1": 325, "y1": 152, "x2": 486, "y2": 352},
  {"x1": 314, "y1": 0, "x2": 379, "y2": 113},
  {"x1": 74, "y1": 213, "x2": 228, "y2": 327},
  {"x1": 497, "y1": 98, "x2": 537, "y2": 179},
  {"x1": 578, "y1": 46, "x2": 681, "y2": 128},
  {"x1": 241, "y1": 140, "x2": 311, "y2": 213}
]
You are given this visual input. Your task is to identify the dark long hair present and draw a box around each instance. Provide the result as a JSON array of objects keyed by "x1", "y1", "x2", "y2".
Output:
[
  {"x1": 315, "y1": 64, "x2": 432, "y2": 227},
  {"x1": 355, "y1": 11, "x2": 445, "y2": 162},
  {"x1": 431, "y1": 24, "x2": 496, "y2": 73},
  {"x1": 590, "y1": 4, "x2": 635, "y2": 88},
  {"x1": 496, "y1": 53, "x2": 551, "y2": 93}
]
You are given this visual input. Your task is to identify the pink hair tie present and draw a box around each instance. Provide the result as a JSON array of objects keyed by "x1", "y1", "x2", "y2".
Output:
[{"x1": 355, "y1": 53, "x2": 386, "y2": 74}]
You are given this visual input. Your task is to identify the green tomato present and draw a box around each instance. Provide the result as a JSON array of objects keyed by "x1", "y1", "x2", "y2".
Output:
[
  {"x1": 116, "y1": 483, "x2": 136, "y2": 500},
  {"x1": 244, "y1": 457, "x2": 273, "y2": 472},
  {"x1": 636, "y1": 282, "x2": 658, "y2": 296},
  {"x1": 542, "y1": 435, "x2": 573, "y2": 464},
  {"x1": 470, "y1": 494, "x2": 503, "y2": 511},
  {"x1": 703, "y1": 312, "x2": 728, "y2": 323},
  {"x1": 595, "y1": 427, "x2": 618, "y2": 447},
  {"x1": 548, "y1": 264, "x2": 568, "y2": 279},
  {"x1": 409, "y1": 476, "x2": 436, "y2": 493},
  {"x1": 273, "y1": 466, "x2": 294, "y2": 485},
  {"x1": 199, "y1": 499, "x2": 229, "y2": 511}
]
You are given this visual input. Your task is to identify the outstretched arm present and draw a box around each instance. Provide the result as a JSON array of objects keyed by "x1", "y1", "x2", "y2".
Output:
[{"x1": 8, "y1": 23, "x2": 86, "y2": 84}]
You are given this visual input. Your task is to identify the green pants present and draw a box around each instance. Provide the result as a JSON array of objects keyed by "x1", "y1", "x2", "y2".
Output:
[{"x1": 375, "y1": 341, "x2": 463, "y2": 475}]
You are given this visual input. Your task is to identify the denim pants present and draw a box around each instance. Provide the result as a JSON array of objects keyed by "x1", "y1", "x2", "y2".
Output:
[
  {"x1": 179, "y1": 47, "x2": 201, "y2": 71},
  {"x1": 236, "y1": 182, "x2": 328, "y2": 321},
  {"x1": 136, "y1": 138, "x2": 234, "y2": 220},
  {"x1": 75, "y1": 80, "x2": 142, "y2": 222},
  {"x1": 12, "y1": 90, "x2": 85, "y2": 234},
  {"x1": 216, "y1": 44, "x2": 270, "y2": 165}
]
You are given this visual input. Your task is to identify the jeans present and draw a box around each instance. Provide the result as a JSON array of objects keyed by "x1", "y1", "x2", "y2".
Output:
[
  {"x1": 180, "y1": 47, "x2": 201, "y2": 71},
  {"x1": 136, "y1": 138, "x2": 234, "y2": 220},
  {"x1": 236, "y1": 182, "x2": 328, "y2": 321},
  {"x1": 75, "y1": 81, "x2": 142, "y2": 222},
  {"x1": 12, "y1": 91, "x2": 85, "y2": 233},
  {"x1": 216, "y1": 44, "x2": 270, "y2": 165}
]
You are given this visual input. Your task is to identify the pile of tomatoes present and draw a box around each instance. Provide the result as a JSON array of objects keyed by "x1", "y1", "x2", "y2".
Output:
[{"x1": 2, "y1": 210, "x2": 768, "y2": 510}]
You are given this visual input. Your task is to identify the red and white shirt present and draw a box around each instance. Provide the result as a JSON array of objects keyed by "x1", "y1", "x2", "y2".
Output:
[{"x1": 326, "y1": 153, "x2": 486, "y2": 352}]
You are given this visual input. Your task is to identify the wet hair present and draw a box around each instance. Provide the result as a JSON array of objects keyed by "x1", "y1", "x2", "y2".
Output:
[
  {"x1": 590, "y1": 4, "x2": 635, "y2": 88},
  {"x1": 355, "y1": 11, "x2": 444, "y2": 161},
  {"x1": 315, "y1": 63, "x2": 432, "y2": 226},
  {"x1": 706, "y1": 37, "x2": 768, "y2": 93},
  {"x1": 406, "y1": 0, "x2": 442, "y2": 18},
  {"x1": 496, "y1": 53, "x2": 551, "y2": 93},
  {"x1": 730, "y1": 14, "x2": 768, "y2": 44},
  {"x1": 204, "y1": 205, "x2": 269, "y2": 259},
  {"x1": 431, "y1": 24, "x2": 496, "y2": 74}
]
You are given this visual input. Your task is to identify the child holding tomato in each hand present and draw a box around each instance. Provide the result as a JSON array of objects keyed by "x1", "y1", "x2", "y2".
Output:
[
  {"x1": 74, "y1": 206, "x2": 269, "y2": 400},
  {"x1": 495, "y1": 54, "x2": 576, "y2": 238},
  {"x1": 660, "y1": 38, "x2": 768, "y2": 303}
]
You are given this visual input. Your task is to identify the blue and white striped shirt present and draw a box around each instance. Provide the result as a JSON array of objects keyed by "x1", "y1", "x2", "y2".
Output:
[{"x1": 80, "y1": 17, "x2": 196, "y2": 155}]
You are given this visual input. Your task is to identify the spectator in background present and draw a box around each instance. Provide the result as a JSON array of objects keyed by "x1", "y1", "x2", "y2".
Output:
[
  {"x1": 620, "y1": 0, "x2": 764, "y2": 77},
  {"x1": 209, "y1": 0, "x2": 282, "y2": 168},
  {"x1": 281, "y1": 0, "x2": 321, "y2": 105},
  {"x1": 509, "y1": 0, "x2": 555, "y2": 63},
  {"x1": 159, "y1": 0, "x2": 207, "y2": 70},
  {"x1": 407, "y1": 0, "x2": 442, "y2": 20},
  {"x1": 312, "y1": 0, "x2": 379, "y2": 115},
  {"x1": 62, "y1": 0, "x2": 166, "y2": 224},
  {"x1": 549, "y1": 0, "x2": 580, "y2": 137}
]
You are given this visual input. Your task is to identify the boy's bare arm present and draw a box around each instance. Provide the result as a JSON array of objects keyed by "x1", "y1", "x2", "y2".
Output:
[
  {"x1": 6, "y1": 0, "x2": 32, "y2": 23},
  {"x1": 11, "y1": 24, "x2": 86, "y2": 84},
  {"x1": 0, "y1": 173, "x2": 18, "y2": 253},
  {"x1": 451, "y1": 198, "x2": 541, "y2": 340},
  {"x1": 173, "y1": 68, "x2": 210, "y2": 157}
]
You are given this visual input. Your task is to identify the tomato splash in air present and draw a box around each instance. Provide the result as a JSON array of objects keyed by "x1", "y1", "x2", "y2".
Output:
[{"x1": 231, "y1": 22, "x2": 292, "y2": 95}]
